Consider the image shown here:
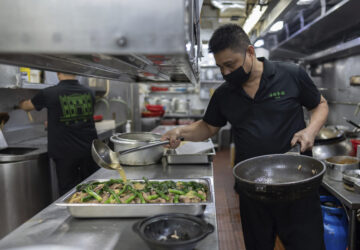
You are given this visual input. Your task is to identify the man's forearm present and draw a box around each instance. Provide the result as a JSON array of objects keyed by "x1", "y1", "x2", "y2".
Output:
[
  {"x1": 178, "y1": 120, "x2": 219, "y2": 141},
  {"x1": 307, "y1": 96, "x2": 328, "y2": 136}
]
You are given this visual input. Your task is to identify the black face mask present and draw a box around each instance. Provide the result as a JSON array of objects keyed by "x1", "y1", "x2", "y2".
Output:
[{"x1": 222, "y1": 51, "x2": 253, "y2": 86}]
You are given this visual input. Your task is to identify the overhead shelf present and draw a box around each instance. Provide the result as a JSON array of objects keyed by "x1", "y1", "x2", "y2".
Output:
[
  {"x1": 200, "y1": 80, "x2": 224, "y2": 84},
  {"x1": 0, "y1": 0, "x2": 200, "y2": 84},
  {"x1": 303, "y1": 37, "x2": 360, "y2": 64},
  {"x1": 269, "y1": 0, "x2": 360, "y2": 60}
]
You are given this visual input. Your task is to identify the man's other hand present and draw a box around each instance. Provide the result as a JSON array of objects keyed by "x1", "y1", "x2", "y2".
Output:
[{"x1": 291, "y1": 128, "x2": 317, "y2": 152}]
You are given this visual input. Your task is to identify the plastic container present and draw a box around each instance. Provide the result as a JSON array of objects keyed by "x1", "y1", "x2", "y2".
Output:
[
  {"x1": 350, "y1": 139, "x2": 360, "y2": 156},
  {"x1": 125, "y1": 120, "x2": 132, "y2": 133},
  {"x1": 320, "y1": 196, "x2": 348, "y2": 250}
]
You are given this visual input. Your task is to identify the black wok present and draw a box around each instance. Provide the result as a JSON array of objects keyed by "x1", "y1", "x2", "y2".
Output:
[{"x1": 233, "y1": 154, "x2": 326, "y2": 201}]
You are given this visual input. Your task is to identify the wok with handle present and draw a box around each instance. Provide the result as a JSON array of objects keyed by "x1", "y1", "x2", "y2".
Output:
[{"x1": 233, "y1": 154, "x2": 326, "y2": 201}]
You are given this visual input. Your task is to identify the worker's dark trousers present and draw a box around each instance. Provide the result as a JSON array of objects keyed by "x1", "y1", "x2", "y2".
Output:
[
  {"x1": 238, "y1": 191, "x2": 325, "y2": 250},
  {"x1": 53, "y1": 156, "x2": 99, "y2": 196}
]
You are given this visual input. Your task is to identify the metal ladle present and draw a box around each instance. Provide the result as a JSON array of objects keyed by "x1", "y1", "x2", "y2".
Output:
[{"x1": 91, "y1": 139, "x2": 170, "y2": 170}]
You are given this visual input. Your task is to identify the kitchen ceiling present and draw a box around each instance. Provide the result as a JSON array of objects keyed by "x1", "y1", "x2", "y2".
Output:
[{"x1": 200, "y1": 0, "x2": 270, "y2": 42}]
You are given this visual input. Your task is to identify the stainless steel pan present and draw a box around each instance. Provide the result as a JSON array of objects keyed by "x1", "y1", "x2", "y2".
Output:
[{"x1": 233, "y1": 154, "x2": 326, "y2": 201}]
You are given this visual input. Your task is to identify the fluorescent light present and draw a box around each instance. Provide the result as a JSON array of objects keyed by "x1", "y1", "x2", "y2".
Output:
[
  {"x1": 297, "y1": 0, "x2": 314, "y2": 5},
  {"x1": 211, "y1": 0, "x2": 246, "y2": 11},
  {"x1": 269, "y1": 21, "x2": 284, "y2": 33},
  {"x1": 243, "y1": 5, "x2": 268, "y2": 34},
  {"x1": 254, "y1": 39, "x2": 264, "y2": 47}
]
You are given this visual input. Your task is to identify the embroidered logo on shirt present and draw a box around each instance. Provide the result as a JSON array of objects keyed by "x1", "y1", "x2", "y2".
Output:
[
  {"x1": 269, "y1": 91, "x2": 286, "y2": 99},
  {"x1": 59, "y1": 93, "x2": 93, "y2": 125}
]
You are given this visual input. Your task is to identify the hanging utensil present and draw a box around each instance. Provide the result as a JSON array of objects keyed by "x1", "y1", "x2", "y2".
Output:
[
  {"x1": 26, "y1": 111, "x2": 33, "y2": 123},
  {"x1": 344, "y1": 117, "x2": 360, "y2": 129}
]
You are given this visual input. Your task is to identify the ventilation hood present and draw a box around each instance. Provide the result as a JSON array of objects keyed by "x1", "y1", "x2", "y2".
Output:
[{"x1": 0, "y1": 0, "x2": 200, "y2": 84}]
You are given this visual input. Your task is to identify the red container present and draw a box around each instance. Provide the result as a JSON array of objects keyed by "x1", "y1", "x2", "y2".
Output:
[
  {"x1": 150, "y1": 86, "x2": 168, "y2": 92},
  {"x1": 350, "y1": 139, "x2": 360, "y2": 156},
  {"x1": 93, "y1": 115, "x2": 103, "y2": 122},
  {"x1": 146, "y1": 104, "x2": 164, "y2": 112},
  {"x1": 141, "y1": 110, "x2": 164, "y2": 117}
]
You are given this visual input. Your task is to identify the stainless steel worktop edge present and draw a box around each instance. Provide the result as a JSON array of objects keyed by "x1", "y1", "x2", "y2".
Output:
[{"x1": 0, "y1": 163, "x2": 219, "y2": 250}]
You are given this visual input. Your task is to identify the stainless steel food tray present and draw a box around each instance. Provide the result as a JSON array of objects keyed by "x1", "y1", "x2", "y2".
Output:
[
  {"x1": 165, "y1": 147, "x2": 216, "y2": 165},
  {"x1": 56, "y1": 178, "x2": 213, "y2": 218}
]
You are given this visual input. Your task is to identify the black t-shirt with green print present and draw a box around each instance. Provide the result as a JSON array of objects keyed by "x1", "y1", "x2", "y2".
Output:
[
  {"x1": 203, "y1": 58, "x2": 321, "y2": 164},
  {"x1": 32, "y1": 80, "x2": 97, "y2": 159}
]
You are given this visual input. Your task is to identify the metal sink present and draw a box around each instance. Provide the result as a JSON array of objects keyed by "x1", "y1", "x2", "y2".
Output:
[{"x1": 0, "y1": 147, "x2": 37, "y2": 155}]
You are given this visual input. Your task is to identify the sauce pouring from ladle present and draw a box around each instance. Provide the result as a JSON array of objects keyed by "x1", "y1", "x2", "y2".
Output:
[{"x1": 91, "y1": 139, "x2": 172, "y2": 182}]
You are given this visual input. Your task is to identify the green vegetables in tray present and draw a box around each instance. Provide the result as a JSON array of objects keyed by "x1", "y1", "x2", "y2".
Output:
[{"x1": 68, "y1": 178, "x2": 208, "y2": 204}]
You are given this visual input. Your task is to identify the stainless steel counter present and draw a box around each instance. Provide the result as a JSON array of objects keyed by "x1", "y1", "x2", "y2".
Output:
[
  {"x1": 322, "y1": 176, "x2": 360, "y2": 210},
  {"x1": 322, "y1": 176, "x2": 360, "y2": 250},
  {"x1": 0, "y1": 163, "x2": 219, "y2": 250}
]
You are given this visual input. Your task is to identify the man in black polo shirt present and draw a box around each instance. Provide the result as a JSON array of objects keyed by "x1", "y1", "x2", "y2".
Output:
[
  {"x1": 19, "y1": 72, "x2": 99, "y2": 196},
  {"x1": 163, "y1": 24, "x2": 328, "y2": 249}
]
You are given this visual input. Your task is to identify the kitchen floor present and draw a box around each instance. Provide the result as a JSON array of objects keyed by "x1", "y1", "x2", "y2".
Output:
[{"x1": 213, "y1": 149, "x2": 285, "y2": 250}]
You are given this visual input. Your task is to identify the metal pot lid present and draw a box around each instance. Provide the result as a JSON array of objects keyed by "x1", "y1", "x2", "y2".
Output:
[{"x1": 315, "y1": 127, "x2": 344, "y2": 141}]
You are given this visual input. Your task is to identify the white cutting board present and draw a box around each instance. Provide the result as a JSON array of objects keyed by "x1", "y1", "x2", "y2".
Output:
[
  {"x1": 175, "y1": 140, "x2": 214, "y2": 155},
  {"x1": 95, "y1": 120, "x2": 116, "y2": 132}
]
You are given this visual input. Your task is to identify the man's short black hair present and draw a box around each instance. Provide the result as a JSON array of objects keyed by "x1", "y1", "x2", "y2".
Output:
[{"x1": 208, "y1": 24, "x2": 251, "y2": 54}]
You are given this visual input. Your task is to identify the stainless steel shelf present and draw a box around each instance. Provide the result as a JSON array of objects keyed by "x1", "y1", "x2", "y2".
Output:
[
  {"x1": 20, "y1": 82, "x2": 55, "y2": 90},
  {"x1": 0, "y1": 81, "x2": 55, "y2": 90},
  {"x1": 200, "y1": 80, "x2": 224, "y2": 84},
  {"x1": 303, "y1": 37, "x2": 360, "y2": 64},
  {"x1": 149, "y1": 91, "x2": 195, "y2": 94},
  {"x1": 270, "y1": 0, "x2": 360, "y2": 60}
]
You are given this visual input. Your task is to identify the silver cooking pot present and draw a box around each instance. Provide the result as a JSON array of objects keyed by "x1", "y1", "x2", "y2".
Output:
[
  {"x1": 233, "y1": 154, "x2": 326, "y2": 201},
  {"x1": 110, "y1": 132, "x2": 164, "y2": 165},
  {"x1": 327, "y1": 125, "x2": 360, "y2": 139},
  {"x1": 312, "y1": 127, "x2": 353, "y2": 160},
  {"x1": 324, "y1": 156, "x2": 360, "y2": 181}
]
